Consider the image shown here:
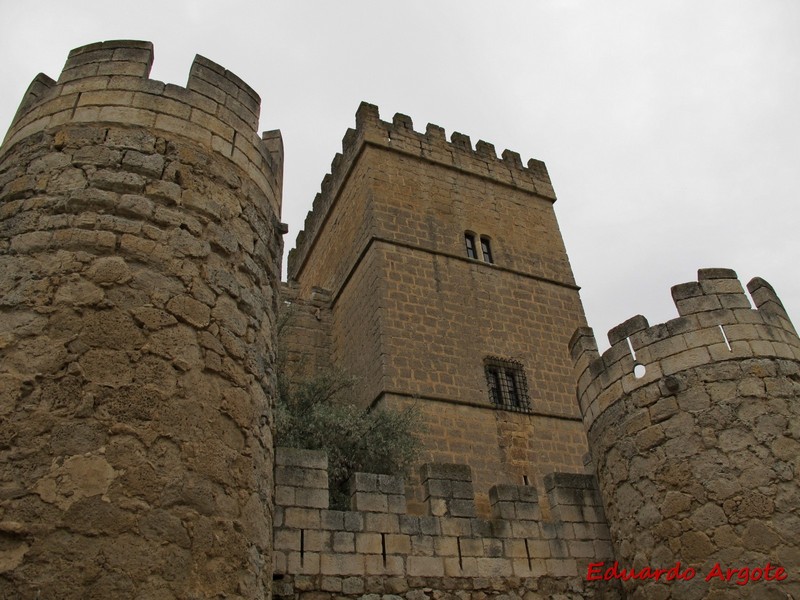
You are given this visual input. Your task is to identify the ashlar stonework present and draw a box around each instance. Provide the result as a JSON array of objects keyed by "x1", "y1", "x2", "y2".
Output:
[{"x1": 282, "y1": 103, "x2": 590, "y2": 518}]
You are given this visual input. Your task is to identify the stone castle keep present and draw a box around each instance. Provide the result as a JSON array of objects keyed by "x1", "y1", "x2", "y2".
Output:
[{"x1": 0, "y1": 40, "x2": 797, "y2": 599}]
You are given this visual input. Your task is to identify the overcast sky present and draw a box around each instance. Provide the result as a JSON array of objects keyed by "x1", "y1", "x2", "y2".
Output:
[{"x1": 2, "y1": 1, "x2": 798, "y2": 350}]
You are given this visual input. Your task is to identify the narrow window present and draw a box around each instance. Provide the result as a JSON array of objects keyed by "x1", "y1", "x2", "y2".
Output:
[
  {"x1": 484, "y1": 357, "x2": 530, "y2": 412},
  {"x1": 488, "y1": 367, "x2": 502, "y2": 405},
  {"x1": 504, "y1": 370, "x2": 520, "y2": 406},
  {"x1": 465, "y1": 233, "x2": 477, "y2": 259},
  {"x1": 480, "y1": 237, "x2": 493, "y2": 263}
]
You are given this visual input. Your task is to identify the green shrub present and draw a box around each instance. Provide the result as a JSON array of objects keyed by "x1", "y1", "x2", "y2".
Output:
[{"x1": 275, "y1": 369, "x2": 419, "y2": 509}]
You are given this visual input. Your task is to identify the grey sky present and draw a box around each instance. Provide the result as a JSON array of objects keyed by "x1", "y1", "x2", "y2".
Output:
[{"x1": 2, "y1": 1, "x2": 798, "y2": 350}]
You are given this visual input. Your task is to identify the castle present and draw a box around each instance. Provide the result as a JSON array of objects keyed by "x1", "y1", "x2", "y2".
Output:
[{"x1": 0, "y1": 41, "x2": 797, "y2": 600}]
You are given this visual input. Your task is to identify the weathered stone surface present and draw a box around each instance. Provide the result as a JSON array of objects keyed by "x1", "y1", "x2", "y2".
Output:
[
  {"x1": 166, "y1": 293, "x2": 211, "y2": 327},
  {"x1": 576, "y1": 272, "x2": 800, "y2": 599},
  {"x1": 280, "y1": 103, "x2": 589, "y2": 521},
  {"x1": 131, "y1": 306, "x2": 178, "y2": 330},
  {"x1": 0, "y1": 41, "x2": 281, "y2": 598},
  {"x1": 34, "y1": 454, "x2": 117, "y2": 511},
  {"x1": 86, "y1": 256, "x2": 132, "y2": 285}
]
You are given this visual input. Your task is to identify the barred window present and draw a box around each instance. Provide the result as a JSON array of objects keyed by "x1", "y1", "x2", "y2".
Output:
[
  {"x1": 484, "y1": 357, "x2": 531, "y2": 412},
  {"x1": 465, "y1": 232, "x2": 477, "y2": 259}
]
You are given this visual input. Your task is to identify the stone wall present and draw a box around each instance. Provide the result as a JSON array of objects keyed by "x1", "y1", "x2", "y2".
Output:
[
  {"x1": 272, "y1": 447, "x2": 621, "y2": 600},
  {"x1": 570, "y1": 269, "x2": 800, "y2": 599},
  {"x1": 279, "y1": 281, "x2": 332, "y2": 385},
  {"x1": 0, "y1": 41, "x2": 282, "y2": 598}
]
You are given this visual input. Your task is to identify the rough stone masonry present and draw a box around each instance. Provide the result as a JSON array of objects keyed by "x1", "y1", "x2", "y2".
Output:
[
  {"x1": 570, "y1": 269, "x2": 800, "y2": 599},
  {"x1": 0, "y1": 41, "x2": 283, "y2": 598}
]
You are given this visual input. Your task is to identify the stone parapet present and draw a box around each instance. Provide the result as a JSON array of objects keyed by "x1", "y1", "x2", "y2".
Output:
[
  {"x1": 421, "y1": 463, "x2": 476, "y2": 518},
  {"x1": 3, "y1": 40, "x2": 282, "y2": 215},
  {"x1": 570, "y1": 268, "x2": 800, "y2": 432},
  {"x1": 273, "y1": 448, "x2": 618, "y2": 599}
]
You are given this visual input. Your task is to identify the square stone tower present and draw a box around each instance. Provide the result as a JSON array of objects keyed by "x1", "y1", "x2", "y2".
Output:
[{"x1": 285, "y1": 103, "x2": 590, "y2": 514}]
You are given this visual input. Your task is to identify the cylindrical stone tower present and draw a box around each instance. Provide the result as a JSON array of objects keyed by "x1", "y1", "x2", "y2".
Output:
[
  {"x1": 570, "y1": 269, "x2": 800, "y2": 599},
  {"x1": 0, "y1": 41, "x2": 283, "y2": 598}
]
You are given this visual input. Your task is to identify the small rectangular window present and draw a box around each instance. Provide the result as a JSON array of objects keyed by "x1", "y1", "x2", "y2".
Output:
[
  {"x1": 480, "y1": 237, "x2": 493, "y2": 263},
  {"x1": 484, "y1": 357, "x2": 530, "y2": 412},
  {"x1": 465, "y1": 233, "x2": 477, "y2": 259}
]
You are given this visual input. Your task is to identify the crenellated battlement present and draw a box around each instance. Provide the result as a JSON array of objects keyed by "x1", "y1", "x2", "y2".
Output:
[
  {"x1": 287, "y1": 102, "x2": 555, "y2": 279},
  {"x1": 569, "y1": 268, "x2": 800, "y2": 433},
  {"x1": 3, "y1": 40, "x2": 282, "y2": 213},
  {"x1": 572, "y1": 269, "x2": 800, "y2": 598},
  {"x1": 273, "y1": 447, "x2": 616, "y2": 596}
]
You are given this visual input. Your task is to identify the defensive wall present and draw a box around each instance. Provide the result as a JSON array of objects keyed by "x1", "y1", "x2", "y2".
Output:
[
  {"x1": 272, "y1": 447, "x2": 620, "y2": 600},
  {"x1": 0, "y1": 41, "x2": 283, "y2": 598},
  {"x1": 570, "y1": 269, "x2": 800, "y2": 599}
]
